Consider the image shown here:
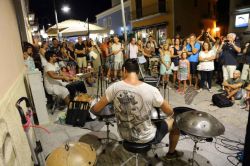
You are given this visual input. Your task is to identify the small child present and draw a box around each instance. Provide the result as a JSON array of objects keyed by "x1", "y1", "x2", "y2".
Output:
[
  {"x1": 160, "y1": 43, "x2": 172, "y2": 89},
  {"x1": 177, "y1": 52, "x2": 190, "y2": 94}
]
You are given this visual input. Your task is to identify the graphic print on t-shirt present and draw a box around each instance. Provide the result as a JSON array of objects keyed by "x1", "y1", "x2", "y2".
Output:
[{"x1": 113, "y1": 90, "x2": 152, "y2": 142}]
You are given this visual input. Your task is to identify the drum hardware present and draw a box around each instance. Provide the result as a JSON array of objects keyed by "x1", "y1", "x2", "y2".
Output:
[
  {"x1": 163, "y1": 79, "x2": 170, "y2": 103},
  {"x1": 93, "y1": 68, "x2": 118, "y2": 153},
  {"x1": 176, "y1": 110, "x2": 225, "y2": 166}
]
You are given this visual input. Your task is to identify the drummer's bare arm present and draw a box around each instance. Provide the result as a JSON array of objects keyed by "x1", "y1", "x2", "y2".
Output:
[
  {"x1": 91, "y1": 96, "x2": 109, "y2": 112},
  {"x1": 161, "y1": 101, "x2": 175, "y2": 131},
  {"x1": 160, "y1": 101, "x2": 174, "y2": 117}
]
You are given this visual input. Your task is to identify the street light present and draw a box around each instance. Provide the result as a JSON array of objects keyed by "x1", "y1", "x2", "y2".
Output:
[
  {"x1": 53, "y1": 0, "x2": 71, "y2": 40},
  {"x1": 61, "y1": 5, "x2": 71, "y2": 13}
]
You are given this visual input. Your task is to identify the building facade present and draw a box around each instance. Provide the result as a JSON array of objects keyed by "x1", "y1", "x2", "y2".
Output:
[
  {"x1": 96, "y1": 0, "x2": 132, "y2": 36},
  {"x1": 228, "y1": 0, "x2": 250, "y2": 43},
  {"x1": 131, "y1": 0, "x2": 217, "y2": 43},
  {"x1": 0, "y1": 0, "x2": 33, "y2": 165}
]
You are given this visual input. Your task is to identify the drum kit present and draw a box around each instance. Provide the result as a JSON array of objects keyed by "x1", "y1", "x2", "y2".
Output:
[{"x1": 46, "y1": 105, "x2": 225, "y2": 165}]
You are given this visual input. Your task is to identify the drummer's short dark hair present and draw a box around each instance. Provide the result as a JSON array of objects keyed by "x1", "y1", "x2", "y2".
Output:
[{"x1": 122, "y1": 59, "x2": 139, "y2": 74}]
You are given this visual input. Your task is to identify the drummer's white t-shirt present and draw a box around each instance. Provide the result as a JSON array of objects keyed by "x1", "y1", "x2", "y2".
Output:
[{"x1": 105, "y1": 81, "x2": 164, "y2": 143}]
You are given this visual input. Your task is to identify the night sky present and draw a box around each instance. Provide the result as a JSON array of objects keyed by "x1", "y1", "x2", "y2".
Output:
[
  {"x1": 30, "y1": 0, "x2": 229, "y2": 31},
  {"x1": 29, "y1": 0, "x2": 112, "y2": 29}
]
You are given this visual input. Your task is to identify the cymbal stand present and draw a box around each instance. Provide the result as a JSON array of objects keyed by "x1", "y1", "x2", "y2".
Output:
[
  {"x1": 163, "y1": 79, "x2": 170, "y2": 103},
  {"x1": 96, "y1": 66, "x2": 103, "y2": 98},
  {"x1": 188, "y1": 135, "x2": 211, "y2": 166}
]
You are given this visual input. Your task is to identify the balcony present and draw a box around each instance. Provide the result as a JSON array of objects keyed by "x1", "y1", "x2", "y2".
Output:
[{"x1": 131, "y1": 2, "x2": 167, "y2": 20}]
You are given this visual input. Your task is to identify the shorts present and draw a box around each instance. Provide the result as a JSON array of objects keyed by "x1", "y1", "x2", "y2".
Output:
[
  {"x1": 172, "y1": 66, "x2": 179, "y2": 71},
  {"x1": 114, "y1": 61, "x2": 123, "y2": 70},
  {"x1": 77, "y1": 57, "x2": 87, "y2": 68},
  {"x1": 151, "y1": 119, "x2": 168, "y2": 144},
  {"x1": 190, "y1": 62, "x2": 198, "y2": 74}
]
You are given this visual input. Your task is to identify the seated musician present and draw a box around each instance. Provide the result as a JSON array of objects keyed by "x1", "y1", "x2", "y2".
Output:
[
  {"x1": 91, "y1": 59, "x2": 183, "y2": 160},
  {"x1": 222, "y1": 70, "x2": 244, "y2": 101},
  {"x1": 44, "y1": 51, "x2": 87, "y2": 104}
]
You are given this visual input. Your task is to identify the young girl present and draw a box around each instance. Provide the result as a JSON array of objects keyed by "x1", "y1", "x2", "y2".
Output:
[
  {"x1": 177, "y1": 52, "x2": 190, "y2": 93},
  {"x1": 160, "y1": 43, "x2": 172, "y2": 89}
]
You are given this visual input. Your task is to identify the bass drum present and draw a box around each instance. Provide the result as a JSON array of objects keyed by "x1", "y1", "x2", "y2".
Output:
[{"x1": 46, "y1": 142, "x2": 96, "y2": 166}]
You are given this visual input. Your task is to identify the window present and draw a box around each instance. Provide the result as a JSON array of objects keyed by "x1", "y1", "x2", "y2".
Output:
[
  {"x1": 103, "y1": 18, "x2": 107, "y2": 28},
  {"x1": 136, "y1": 0, "x2": 142, "y2": 18},
  {"x1": 108, "y1": 17, "x2": 112, "y2": 27},
  {"x1": 158, "y1": 0, "x2": 166, "y2": 13}
]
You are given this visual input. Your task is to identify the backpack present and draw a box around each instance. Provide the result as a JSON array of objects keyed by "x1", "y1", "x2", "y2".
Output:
[
  {"x1": 212, "y1": 93, "x2": 233, "y2": 108},
  {"x1": 65, "y1": 101, "x2": 90, "y2": 127}
]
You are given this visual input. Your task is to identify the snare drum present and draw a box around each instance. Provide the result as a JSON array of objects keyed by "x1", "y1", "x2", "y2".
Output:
[
  {"x1": 74, "y1": 93, "x2": 92, "y2": 102},
  {"x1": 151, "y1": 107, "x2": 167, "y2": 121},
  {"x1": 90, "y1": 103, "x2": 114, "y2": 118}
]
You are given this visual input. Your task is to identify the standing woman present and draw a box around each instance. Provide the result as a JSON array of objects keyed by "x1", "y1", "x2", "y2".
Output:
[
  {"x1": 106, "y1": 41, "x2": 114, "y2": 81},
  {"x1": 160, "y1": 43, "x2": 172, "y2": 88},
  {"x1": 137, "y1": 39, "x2": 147, "y2": 72},
  {"x1": 67, "y1": 42, "x2": 77, "y2": 73},
  {"x1": 197, "y1": 41, "x2": 216, "y2": 93},
  {"x1": 170, "y1": 38, "x2": 182, "y2": 87},
  {"x1": 88, "y1": 40, "x2": 102, "y2": 73},
  {"x1": 143, "y1": 41, "x2": 153, "y2": 74}
]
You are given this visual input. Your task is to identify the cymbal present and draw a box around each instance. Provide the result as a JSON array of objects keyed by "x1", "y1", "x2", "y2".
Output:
[
  {"x1": 176, "y1": 111, "x2": 225, "y2": 138},
  {"x1": 46, "y1": 142, "x2": 96, "y2": 166}
]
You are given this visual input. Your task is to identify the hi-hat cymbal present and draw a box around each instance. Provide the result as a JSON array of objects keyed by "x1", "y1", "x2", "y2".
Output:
[
  {"x1": 176, "y1": 111, "x2": 225, "y2": 138},
  {"x1": 46, "y1": 142, "x2": 96, "y2": 166}
]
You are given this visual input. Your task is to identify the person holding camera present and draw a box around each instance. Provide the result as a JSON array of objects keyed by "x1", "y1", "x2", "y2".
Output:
[
  {"x1": 241, "y1": 42, "x2": 250, "y2": 81},
  {"x1": 219, "y1": 33, "x2": 241, "y2": 82}
]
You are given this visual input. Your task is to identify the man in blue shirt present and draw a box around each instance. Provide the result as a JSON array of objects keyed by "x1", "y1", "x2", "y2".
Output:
[{"x1": 186, "y1": 34, "x2": 201, "y2": 89}]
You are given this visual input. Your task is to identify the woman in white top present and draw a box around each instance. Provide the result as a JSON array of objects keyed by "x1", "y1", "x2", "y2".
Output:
[{"x1": 198, "y1": 41, "x2": 216, "y2": 92}]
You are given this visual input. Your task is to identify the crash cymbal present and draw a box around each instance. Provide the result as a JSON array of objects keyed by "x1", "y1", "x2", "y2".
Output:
[
  {"x1": 46, "y1": 142, "x2": 96, "y2": 166},
  {"x1": 176, "y1": 111, "x2": 225, "y2": 138}
]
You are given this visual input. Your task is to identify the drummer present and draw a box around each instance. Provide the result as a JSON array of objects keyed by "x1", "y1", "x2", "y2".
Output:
[{"x1": 91, "y1": 58, "x2": 183, "y2": 160}]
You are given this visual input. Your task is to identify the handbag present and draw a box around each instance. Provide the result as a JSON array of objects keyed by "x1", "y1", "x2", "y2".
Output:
[
  {"x1": 138, "y1": 56, "x2": 147, "y2": 64},
  {"x1": 89, "y1": 51, "x2": 98, "y2": 60}
]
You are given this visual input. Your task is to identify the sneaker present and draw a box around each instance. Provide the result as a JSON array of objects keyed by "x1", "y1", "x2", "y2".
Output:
[
  {"x1": 239, "y1": 104, "x2": 247, "y2": 109},
  {"x1": 197, "y1": 88, "x2": 202, "y2": 93},
  {"x1": 208, "y1": 89, "x2": 213, "y2": 93},
  {"x1": 164, "y1": 150, "x2": 184, "y2": 161},
  {"x1": 167, "y1": 85, "x2": 172, "y2": 90}
]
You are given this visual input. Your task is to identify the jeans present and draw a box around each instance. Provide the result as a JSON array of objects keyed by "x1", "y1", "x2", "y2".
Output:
[{"x1": 200, "y1": 71, "x2": 213, "y2": 89}]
